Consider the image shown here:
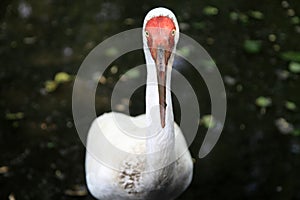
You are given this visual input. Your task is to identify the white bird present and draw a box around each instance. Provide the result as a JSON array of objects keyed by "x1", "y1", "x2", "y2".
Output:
[{"x1": 85, "y1": 7, "x2": 193, "y2": 200}]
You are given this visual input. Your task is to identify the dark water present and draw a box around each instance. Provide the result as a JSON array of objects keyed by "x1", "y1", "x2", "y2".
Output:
[{"x1": 1, "y1": 0, "x2": 300, "y2": 199}]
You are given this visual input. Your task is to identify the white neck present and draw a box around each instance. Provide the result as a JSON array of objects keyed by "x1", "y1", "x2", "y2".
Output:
[{"x1": 144, "y1": 47, "x2": 175, "y2": 174}]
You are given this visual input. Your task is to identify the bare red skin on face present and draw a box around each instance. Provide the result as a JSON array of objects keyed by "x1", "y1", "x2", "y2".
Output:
[
  {"x1": 145, "y1": 16, "x2": 176, "y2": 64},
  {"x1": 146, "y1": 16, "x2": 176, "y2": 32}
]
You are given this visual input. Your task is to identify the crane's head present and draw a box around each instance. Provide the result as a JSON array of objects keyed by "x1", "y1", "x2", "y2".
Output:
[
  {"x1": 143, "y1": 7, "x2": 179, "y2": 63},
  {"x1": 143, "y1": 7, "x2": 179, "y2": 128}
]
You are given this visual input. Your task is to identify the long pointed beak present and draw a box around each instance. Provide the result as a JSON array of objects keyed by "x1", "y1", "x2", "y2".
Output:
[{"x1": 156, "y1": 47, "x2": 167, "y2": 128}]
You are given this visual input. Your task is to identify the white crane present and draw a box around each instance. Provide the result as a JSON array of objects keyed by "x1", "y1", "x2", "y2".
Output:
[{"x1": 85, "y1": 7, "x2": 193, "y2": 200}]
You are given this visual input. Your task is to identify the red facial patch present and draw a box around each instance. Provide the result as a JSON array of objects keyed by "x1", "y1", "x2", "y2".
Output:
[
  {"x1": 145, "y1": 16, "x2": 176, "y2": 31},
  {"x1": 145, "y1": 16, "x2": 176, "y2": 64}
]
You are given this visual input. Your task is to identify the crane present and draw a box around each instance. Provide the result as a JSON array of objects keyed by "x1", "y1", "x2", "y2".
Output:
[{"x1": 85, "y1": 7, "x2": 193, "y2": 200}]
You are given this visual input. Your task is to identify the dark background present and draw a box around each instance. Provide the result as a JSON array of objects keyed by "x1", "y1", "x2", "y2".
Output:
[{"x1": 1, "y1": 0, "x2": 300, "y2": 199}]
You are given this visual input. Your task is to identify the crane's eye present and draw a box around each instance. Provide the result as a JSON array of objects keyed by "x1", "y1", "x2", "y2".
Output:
[
  {"x1": 145, "y1": 31, "x2": 149, "y2": 37},
  {"x1": 171, "y1": 29, "x2": 176, "y2": 36}
]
